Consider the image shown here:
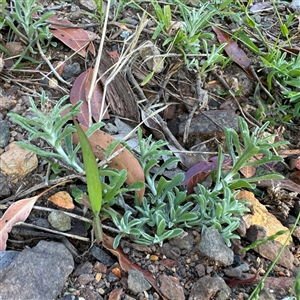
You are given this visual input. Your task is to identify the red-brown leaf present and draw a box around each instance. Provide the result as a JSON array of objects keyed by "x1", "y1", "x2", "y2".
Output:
[
  {"x1": 70, "y1": 70, "x2": 90, "y2": 126},
  {"x1": 186, "y1": 172, "x2": 210, "y2": 195},
  {"x1": 49, "y1": 15, "x2": 95, "y2": 57},
  {"x1": 212, "y1": 26, "x2": 251, "y2": 71},
  {"x1": 85, "y1": 68, "x2": 109, "y2": 121},
  {"x1": 0, "y1": 182, "x2": 69, "y2": 251},
  {"x1": 70, "y1": 68, "x2": 109, "y2": 126},
  {"x1": 0, "y1": 196, "x2": 37, "y2": 251}
]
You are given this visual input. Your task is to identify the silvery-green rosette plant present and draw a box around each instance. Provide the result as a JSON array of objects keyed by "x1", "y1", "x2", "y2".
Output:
[
  {"x1": 8, "y1": 92, "x2": 287, "y2": 248},
  {"x1": 106, "y1": 118, "x2": 287, "y2": 248}
]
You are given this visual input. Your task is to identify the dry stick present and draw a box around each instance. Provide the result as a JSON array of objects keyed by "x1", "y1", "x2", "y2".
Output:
[
  {"x1": 0, "y1": 174, "x2": 85, "y2": 204},
  {"x1": 0, "y1": 74, "x2": 42, "y2": 96},
  {"x1": 14, "y1": 222, "x2": 90, "y2": 242},
  {"x1": 10, "y1": 227, "x2": 79, "y2": 257},
  {"x1": 126, "y1": 67, "x2": 186, "y2": 150},
  {"x1": 87, "y1": 0, "x2": 111, "y2": 126},
  {"x1": 249, "y1": 65, "x2": 276, "y2": 102},
  {"x1": 144, "y1": 73, "x2": 172, "y2": 110},
  {"x1": 33, "y1": 206, "x2": 93, "y2": 224},
  {"x1": 46, "y1": 20, "x2": 101, "y2": 28},
  {"x1": 211, "y1": 70, "x2": 262, "y2": 127},
  {"x1": 36, "y1": 39, "x2": 71, "y2": 89},
  {"x1": 183, "y1": 71, "x2": 203, "y2": 144}
]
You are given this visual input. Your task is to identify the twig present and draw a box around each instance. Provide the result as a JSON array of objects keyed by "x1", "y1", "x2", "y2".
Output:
[
  {"x1": 14, "y1": 222, "x2": 90, "y2": 242},
  {"x1": 33, "y1": 206, "x2": 93, "y2": 224},
  {"x1": 211, "y1": 70, "x2": 262, "y2": 127},
  {"x1": 153, "y1": 113, "x2": 186, "y2": 151},
  {"x1": 46, "y1": 21, "x2": 100, "y2": 28},
  {"x1": 183, "y1": 71, "x2": 202, "y2": 144},
  {"x1": 87, "y1": 0, "x2": 111, "y2": 126},
  {"x1": 249, "y1": 65, "x2": 276, "y2": 102},
  {"x1": 36, "y1": 39, "x2": 71, "y2": 88},
  {"x1": 0, "y1": 174, "x2": 85, "y2": 204}
]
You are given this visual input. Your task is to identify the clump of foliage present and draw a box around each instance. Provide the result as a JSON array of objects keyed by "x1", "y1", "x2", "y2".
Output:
[
  {"x1": 8, "y1": 93, "x2": 287, "y2": 248},
  {"x1": 0, "y1": 0, "x2": 54, "y2": 66}
]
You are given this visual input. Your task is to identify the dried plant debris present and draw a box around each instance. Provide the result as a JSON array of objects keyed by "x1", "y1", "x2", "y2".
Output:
[{"x1": 264, "y1": 185, "x2": 298, "y2": 218}]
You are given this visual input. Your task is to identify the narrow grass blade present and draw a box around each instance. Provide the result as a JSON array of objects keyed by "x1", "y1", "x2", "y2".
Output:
[{"x1": 73, "y1": 117, "x2": 102, "y2": 215}]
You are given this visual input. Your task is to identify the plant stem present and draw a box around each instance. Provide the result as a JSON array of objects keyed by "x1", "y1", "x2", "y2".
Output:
[{"x1": 93, "y1": 215, "x2": 103, "y2": 242}]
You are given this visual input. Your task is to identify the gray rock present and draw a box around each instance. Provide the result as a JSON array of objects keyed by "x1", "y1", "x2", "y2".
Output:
[
  {"x1": 246, "y1": 224, "x2": 267, "y2": 243},
  {"x1": 195, "y1": 264, "x2": 205, "y2": 278},
  {"x1": 107, "y1": 271, "x2": 119, "y2": 283},
  {"x1": 48, "y1": 211, "x2": 72, "y2": 232},
  {"x1": 73, "y1": 261, "x2": 93, "y2": 276},
  {"x1": 223, "y1": 267, "x2": 242, "y2": 278},
  {"x1": 0, "y1": 241, "x2": 74, "y2": 300},
  {"x1": 161, "y1": 243, "x2": 181, "y2": 260},
  {"x1": 195, "y1": 228, "x2": 234, "y2": 266},
  {"x1": 79, "y1": 0, "x2": 97, "y2": 11},
  {"x1": 0, "y1": 251, "x2": 19, "y2": 270},
  {"x1": 188, "y1": 275, "x2": 230, "y2": 300},
  {"x1": 158, "y1": 274, "x2": 185, "y2": 300},
  {"x1": 103, "y1": 123, "x2": 118, "y2": 135},
  {"x1": 62, "y1": 63, "x2": 81, "y2": 80},
  {"x1": 127, "y1": 270, "x2": 151, "y2": 295},
  {"x1": 292, "y1": 226, "x2": 300, "y2": 240},
  {"x1": 215, "y1": 288, "x2": 232, "y2": 300},
  {"x1": 0, "y1": 173, "x2": 11, "y2": 198},
  {"x1": 255, "y1": 240, "x2": 294, "y2": 270},
  {"x1": 169, "y1": 231, "x2": 194, "y2": 250},
  {"x1": 77, "y1": 273, "x2": 94, "y2": 285},
  {"x1": 174, "y1": 110, "x2": 238, "y2": 142},
  {"x1": 258, "y1": 288, "x2": 276, "y2": 300},
  {"x1": 0, "y1": 121, "x2": 10, "y2": 148},
  {"x1": 90, "y1": 245, "x2": 116, "y2": 266},
  {"x1": 235, "y1": 262, "x2": 249, "y2": 272}
]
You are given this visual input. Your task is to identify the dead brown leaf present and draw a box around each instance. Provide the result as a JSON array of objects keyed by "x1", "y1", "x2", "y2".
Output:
[
  {"x1": 0, "y1": 181, "x2": 70, "y2": 251},
  {"x1": 49, "y1": 15, "x2": 95, "y2": 57},
  {"x1": 212, "y1": 26, "x2": 252, "y2": 73},
  {"x1": 70, "y1": 67, "x2": 109, "y2": 126},
  {"x1": 48, "y1": 191, "x2": 74, "y2": 210}
]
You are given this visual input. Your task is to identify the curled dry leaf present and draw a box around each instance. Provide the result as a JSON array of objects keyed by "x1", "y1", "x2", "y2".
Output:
[
  {"x1": 48, "y1": 191, "x2": 75, "y2": 210},
  {"x1": 0, "y1": 196, "x2": 37, "y2": 251},
  {"x1": 70, "y1": 67, "x2": 109, "y2": 126},
  {"x1": 73, "y1": 125, "x2": 145, "y2": 202},
  {"x1": 97, "y1": 50, "x2": 140, "y2": 122},
  {"x1": 212, "y1": 26, "x2": 251, "y2": 72},
  {"x1": 49, "y1": 15, "x2": 96, "y2": 57},
  {"x1": 0, "y1": 182, "x2": 70, "y2": 251}
]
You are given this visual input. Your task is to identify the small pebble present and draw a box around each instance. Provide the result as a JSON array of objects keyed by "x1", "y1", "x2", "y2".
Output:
[
  {"x1": 0, "y1": 121, "x2": 10, "y2": 148},
  {"x1": 47, "y1": 211, "x2": 72, "y2": 232}
]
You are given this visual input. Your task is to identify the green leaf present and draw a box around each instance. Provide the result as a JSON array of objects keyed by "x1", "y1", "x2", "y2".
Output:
[
  {"x1": 280, "y1": 24, "x2": 289, "y2": 36},
  {"x1": 241, "y1": 230, "x2": 289, "y2": 252},
  {"x1": 73, "y1": 118, "x2": 102, "y2": 215}
]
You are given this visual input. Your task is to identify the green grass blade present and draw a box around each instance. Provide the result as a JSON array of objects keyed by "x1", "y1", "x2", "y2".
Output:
[{"x1": 73, "y1": 118, "x2": 102, "y2": 215}]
